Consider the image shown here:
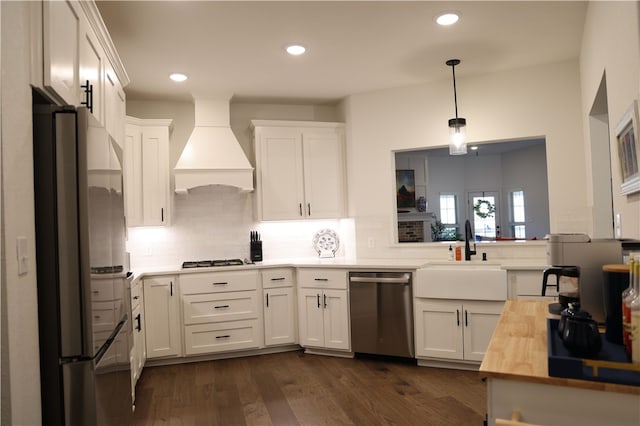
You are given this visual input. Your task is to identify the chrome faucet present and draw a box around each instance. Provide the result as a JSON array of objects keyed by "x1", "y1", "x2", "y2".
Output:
[{"x1": 464, "y1": 219, "x2": 477, "y2": 261}]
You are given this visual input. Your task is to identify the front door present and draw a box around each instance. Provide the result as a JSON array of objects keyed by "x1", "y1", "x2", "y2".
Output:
[{"x1": 468, "y1": 191, "x2": 500, "y2": 239}]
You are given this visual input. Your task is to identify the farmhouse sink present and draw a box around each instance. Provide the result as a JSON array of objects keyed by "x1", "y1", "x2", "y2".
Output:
[
  {"x1": 425, "y1": 260, "x2": 503, "y2": 269},
  {"x1": 415, "y1": 264, "x2": 507, "y2": 300}
]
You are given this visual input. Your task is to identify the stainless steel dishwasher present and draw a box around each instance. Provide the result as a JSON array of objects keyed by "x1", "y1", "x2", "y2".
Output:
[{"x1": 349, "y1": 271, "x2": 414, "y2": 358}]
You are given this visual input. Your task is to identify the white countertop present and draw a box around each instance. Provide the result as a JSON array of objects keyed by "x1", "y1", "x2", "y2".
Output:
[{"x1": 131, "y1": 257, "x2": 547, "y2": 280}]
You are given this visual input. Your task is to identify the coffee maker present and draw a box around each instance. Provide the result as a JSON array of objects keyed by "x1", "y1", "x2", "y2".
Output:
[
  {"x1": 542, "y1": 265, "x2": 580, "y2": 314},
  {"x1": 545, "y1": 234, "x2": 622, "y2": 323}
]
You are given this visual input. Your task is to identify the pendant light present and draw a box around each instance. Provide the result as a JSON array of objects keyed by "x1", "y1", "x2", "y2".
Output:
[{"x1": 446, "y1": 59, "x2": 467, "y2": 155}]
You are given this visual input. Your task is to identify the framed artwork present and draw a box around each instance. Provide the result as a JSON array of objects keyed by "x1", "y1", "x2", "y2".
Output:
[
  {"x1": 615, "y1": 99, "x2": 640, "y2": 195},
  {"x1": 396, "y1": 169, "x2": 416, "y2": 209}
]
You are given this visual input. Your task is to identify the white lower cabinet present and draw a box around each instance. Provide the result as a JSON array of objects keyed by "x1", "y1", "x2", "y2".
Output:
[
  {"x1": 262, "y1": 268, "x2": 297, "y2": 346},
  {"x1": 130, "y1": 278, "x2": 145, "y2": 400},
  {"x1": 181, "y1": 270, "x2": 262, "y2": 355},
  {"x1": 507, "y1": 269, "x2": 555, "y2": 300},
  {"x1": 298, "y1": 288, "x2": 350, "y2": 350},
  {"x1": 414, "y1": 299, "x2": 503, "y2": 362},
  {"x1": 143, "y1": 275, "x2": 181, "y2": 359}
]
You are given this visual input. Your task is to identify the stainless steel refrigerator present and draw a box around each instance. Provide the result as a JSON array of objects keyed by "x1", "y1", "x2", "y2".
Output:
[{"x1": 33, "y1": 100, "x2": 132, "y2": 425}]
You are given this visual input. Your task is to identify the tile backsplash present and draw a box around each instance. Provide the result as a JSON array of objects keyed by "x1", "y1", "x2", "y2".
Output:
[{"x1": 126, "y1": 185, "x2": 354, "y2": 268}]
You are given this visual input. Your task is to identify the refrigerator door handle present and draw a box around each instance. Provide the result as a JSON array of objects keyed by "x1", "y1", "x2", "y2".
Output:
[{"x1": 55, "y1": 110, "x2": 88, "y2": 358}]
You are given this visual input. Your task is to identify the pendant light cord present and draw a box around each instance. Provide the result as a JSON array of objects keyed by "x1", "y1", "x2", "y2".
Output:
[{"x1": 451, "y1": 62, "x2": 459, "y2": 120}]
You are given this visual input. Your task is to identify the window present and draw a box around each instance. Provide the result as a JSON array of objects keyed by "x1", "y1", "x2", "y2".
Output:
[
  {"x1": 437, "y1": 194, "x2": 458, "y2": 240},
  {"x1": 510, "y1": 190, "x2": 526, "y2": 238},
  {"x1": 440, "y1": 194, "x2": 457, "y2": 224}
]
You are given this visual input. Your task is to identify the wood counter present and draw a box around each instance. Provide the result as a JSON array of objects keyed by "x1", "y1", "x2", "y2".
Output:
[{"x1": 480, "y1": 300, "x2": 640, "y2": 396}]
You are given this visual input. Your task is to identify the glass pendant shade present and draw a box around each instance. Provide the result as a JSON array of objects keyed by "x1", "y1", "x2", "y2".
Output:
[
  {"x1": 446, "y1": 58, "x2": 467, "y2": 156},
  {"x1": 448, "y1": 117, "x2": 467, "y2": 155}
]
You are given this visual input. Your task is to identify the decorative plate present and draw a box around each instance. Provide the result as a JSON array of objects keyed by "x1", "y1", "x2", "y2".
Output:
[{"x1": 313, "y1": 229, "x2": 339, "y2": 258}]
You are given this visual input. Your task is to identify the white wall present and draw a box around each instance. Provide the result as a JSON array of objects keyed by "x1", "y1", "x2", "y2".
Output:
[
  {"x1": 344, "y1": 60, "x2": 585, "y2": 259},
  {"x1": 1, "y1": 2, "x2": 42, "y2": 425},
  {"x1": 580, "y1": 1, "x2": 640, "y2": 239}
]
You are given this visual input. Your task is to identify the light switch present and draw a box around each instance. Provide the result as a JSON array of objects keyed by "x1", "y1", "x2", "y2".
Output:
[{"x1": 16, "y1": 236, "x2": 28, "y2": 275}]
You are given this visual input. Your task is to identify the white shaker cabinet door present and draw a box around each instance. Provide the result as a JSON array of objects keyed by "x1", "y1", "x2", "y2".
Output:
[
  {"x1": 258, "y1": 129, "x2": 305, "y2": 220},
  {"x1": 43, "y1": 0, "x2": 81, "y2": 105},
  {"x1": 298, "y1": 288, "x2": 325, "y2": 348},
  {"x1": 264, "y1": 287, "x2": 296, "y2": 346},
  {"x1": 302, "y1": 129, "x2": 346, "y2": 219},
  {"x1": 78, "y1": 16, "x2": 104, "y2": 124},
  {"x1": 414, "y1": 299, "x2": 464, "y2": 360},
  {"x1": 322, "y1": 289, "x2": 350, "y2": 351},
  {"x1": 143, "y1": 276, "x2": 181, "y2": 359}
]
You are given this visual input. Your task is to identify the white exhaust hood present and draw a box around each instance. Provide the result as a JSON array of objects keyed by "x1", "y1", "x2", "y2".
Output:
[{"x1": 174, "y1": 96, "x2": 254, "y2": 193}]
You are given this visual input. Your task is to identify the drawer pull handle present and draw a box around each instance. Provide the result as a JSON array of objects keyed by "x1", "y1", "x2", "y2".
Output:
[
  {"x1": 215, "y1": 335, "x2": 231, "y2": 339},
  {"x1": 213, "y1": 282, "x2": 228, "y2": 286},
  {"x1": 214, "y1": 305, "x2": 230, "y2": 309},
  {"x1": 314, "y1": 278, "x2": 329, "y2": 282},
  {"x1": 271, "y1": 277, "x2": 286, "y2": 281},
  {"x1": 133, "y1": 296, "x2": 139, "y2": 300}
]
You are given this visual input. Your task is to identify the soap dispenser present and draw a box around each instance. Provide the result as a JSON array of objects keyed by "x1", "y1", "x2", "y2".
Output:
[{"x1": 448, "y1": 245, "x2": 454, "y2": 261}]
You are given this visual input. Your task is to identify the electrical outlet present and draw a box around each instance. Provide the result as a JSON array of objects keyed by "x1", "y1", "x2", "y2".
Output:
[{"x1": 615, "y1": 213, "x2": 622, "y2": 238}]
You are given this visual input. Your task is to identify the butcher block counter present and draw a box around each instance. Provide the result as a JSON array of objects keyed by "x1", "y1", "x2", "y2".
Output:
[{"x1": 480, "y1": 300, "x2": 640, "y2": 426}]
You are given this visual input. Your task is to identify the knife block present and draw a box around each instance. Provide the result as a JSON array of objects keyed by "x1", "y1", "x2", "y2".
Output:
[{"x1": 250, "y1": 241, "x2": 262, "y2": 262}]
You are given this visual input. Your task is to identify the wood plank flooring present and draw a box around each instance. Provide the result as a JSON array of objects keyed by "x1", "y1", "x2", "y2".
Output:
[{"x1": 131, "y1": 350, "x2": 487, "y2": 426}]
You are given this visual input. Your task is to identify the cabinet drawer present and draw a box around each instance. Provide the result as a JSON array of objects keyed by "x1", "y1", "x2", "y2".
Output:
[
  {"x1": 181, "y1": 270, "x2": 259, "y2": 294},
  {"x1": 183, "y1": 292, "x2": 258, "y2": 324},
  {"x1": 184, "y1": 320, "x2": 261, "y2": 355},
  {"x1": 262, "y1": 268, "x2": 294, "y2": 288},
  {"x1": 92, "y1": 301, "x2": 116, "y2": 332},
  {"x1": 298, "y1": 268, "x2": 347, "y2": 289},
  {"x1": 91, "y1": 278, "x2": 114, "y2": 301}
]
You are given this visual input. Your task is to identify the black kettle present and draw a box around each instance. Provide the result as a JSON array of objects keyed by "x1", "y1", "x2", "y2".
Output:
[{"x1": 560, "y1": 305, "x2": 602, "y2": 358}]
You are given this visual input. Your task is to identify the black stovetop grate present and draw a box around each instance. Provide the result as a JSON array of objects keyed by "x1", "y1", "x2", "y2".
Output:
[{"x1": 181, "y1": 259, "x2": 245, "y2": 269}]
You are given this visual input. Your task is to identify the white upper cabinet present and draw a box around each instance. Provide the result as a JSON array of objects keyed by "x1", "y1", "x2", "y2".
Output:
[
  {"x1": 42, "y1": 0, "x2": 82, "y2": 105},
  {"x1": 253, "y1": 121, "x2": 347, "y2": 221},
  {"x1": 124, "y1": 117, "x2": 172, "y2": 227},
  {"x1": 37, "y1": 0, "x2": 129, "y2": 137},
  {"x1": 104, "y1": 62, "x2": 126, "y2": 145},
  {"x1": 78, "y1": 14, "x2": 104, "y2": 123}
]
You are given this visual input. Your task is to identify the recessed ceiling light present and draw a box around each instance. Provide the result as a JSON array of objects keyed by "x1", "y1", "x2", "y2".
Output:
[
  {"x1": 435, "y1": 12, "x2": 460, "y2": 26},
  {"x1": 169, "y1": 73, "x2": 188, "y2": 82},
  {"x1": 286, "y1": 44, "x2": 306, "y2": 56}
]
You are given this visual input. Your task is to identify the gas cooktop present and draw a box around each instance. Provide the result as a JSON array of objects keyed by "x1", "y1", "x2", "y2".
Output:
[{"x1": 181, "y1": 259, "x2": 247, "y2": 269}]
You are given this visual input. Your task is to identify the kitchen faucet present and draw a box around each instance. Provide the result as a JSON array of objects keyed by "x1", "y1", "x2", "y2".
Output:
[{"x1": 464, "y1": 219, "x2": 477, "y2": 261}]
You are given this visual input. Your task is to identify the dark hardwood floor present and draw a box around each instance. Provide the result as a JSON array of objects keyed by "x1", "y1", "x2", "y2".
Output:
[{"x1": 131, "y1": 350, "x2": 487, "y2": 426}]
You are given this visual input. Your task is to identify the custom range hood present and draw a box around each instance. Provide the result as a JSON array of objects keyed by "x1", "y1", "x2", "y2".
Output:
[{"x1": 174, "y1": 96, "x2": 254, "y2": 193}]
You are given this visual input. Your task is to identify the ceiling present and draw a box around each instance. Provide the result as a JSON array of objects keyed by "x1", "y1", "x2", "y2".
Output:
[{"x1": 96, "y1": 1, "x2": 588, "y2": 105}]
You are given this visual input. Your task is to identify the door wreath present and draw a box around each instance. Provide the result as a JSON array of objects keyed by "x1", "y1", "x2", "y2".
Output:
[{"x1": 473, "y1": 199, "x2": 496, "y2": 218}]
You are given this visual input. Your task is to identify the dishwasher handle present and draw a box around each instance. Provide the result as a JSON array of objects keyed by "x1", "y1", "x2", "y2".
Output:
[{"x1": 349, "y1": 274, "x2": 411, "y2": 284}]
